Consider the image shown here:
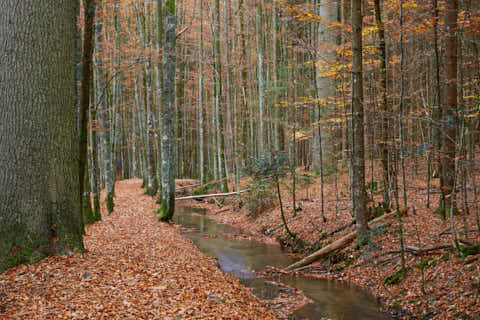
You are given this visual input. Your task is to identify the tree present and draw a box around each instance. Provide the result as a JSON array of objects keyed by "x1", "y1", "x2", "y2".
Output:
[
  {"x1": 312, "y1": 0, "x2": 338, "y2": 172},
  {"x1": 0, "y1": 0, "x2": 84, "y2": 272},
  {"x1": 79, "y1": 0, "x2": 99, "y2": 225},
  {"x1": 351, "y1": 0, "x2": 368, "y2": 245},
  {"x1": 158, "y1": 0, "x2": 176, "y2": 221},
  {"x1": 95, "y1": 0, "x2": 115, "y2": 214},
  {"x1": 442, "y1": 0, "x2": 458, "y2": 213}
]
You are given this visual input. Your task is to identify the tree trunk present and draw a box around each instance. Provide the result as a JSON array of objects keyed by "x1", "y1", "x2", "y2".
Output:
[
  {"x1": 442, "y1": 0, "x2": 458, "y2": 212},
  {"x1": 373, "y1": 0, "x2": 392, "y2": 210},
  {"x1": 351, "y1": 0, "x2": 369, "y2": 245},
  {"x1": 158, "y1": 0, "x2": 176, "y2": 221},
  {"x1": 79, "y1": 0, "x2": 96, "y2": 222},
  {"x1": 0, "y1": 0, "x2": 84, "y2": 272},
  {"x1": 256, "y1": 0, "x2": 265, "y2": 155},
  {"x1": 312, "y1": 0, "x2": 337, "y2": 172},
  {"x1": 198, "y1": 0, "x2": 205, "y2": 184},
  {"x1": 95, "y1": 5, "x2": 115, "y2": 214}
]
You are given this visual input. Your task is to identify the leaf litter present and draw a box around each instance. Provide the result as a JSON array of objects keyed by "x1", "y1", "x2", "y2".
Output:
[
  {"x1": 0, "y1": 179, "x2": 276, "y2": 319},
  {"x1": 185, "y1": 163, "x2": 480, "y2": 320}
]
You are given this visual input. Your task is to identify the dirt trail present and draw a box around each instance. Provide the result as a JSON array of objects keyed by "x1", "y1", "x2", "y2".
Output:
[{"x1": 0, "y1": 179, "x2": 276, "y2": 320}]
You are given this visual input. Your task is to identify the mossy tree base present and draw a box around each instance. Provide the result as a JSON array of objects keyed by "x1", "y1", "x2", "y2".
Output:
[
  {"x1": 106, "y1": 193, "x2": 115, "y2": 215},
  {"x1": 157, "y1": 198, "x2": 175, "y2": 222}
]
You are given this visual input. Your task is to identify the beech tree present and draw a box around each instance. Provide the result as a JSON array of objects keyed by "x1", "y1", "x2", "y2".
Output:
[
  {"x1": 158, "y1": 0, "x2": 177, "y2": 221},
  {"x1": 0, "y1": 0, "x2": 84, "y2": 271}
]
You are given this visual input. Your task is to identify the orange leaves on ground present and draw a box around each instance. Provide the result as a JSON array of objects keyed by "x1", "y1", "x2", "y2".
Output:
[{"x1": 0, "y1": 179, "x2": 276, "y2": 320}]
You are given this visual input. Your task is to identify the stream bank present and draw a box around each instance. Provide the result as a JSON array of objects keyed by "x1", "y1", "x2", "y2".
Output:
[
  {"x1": 179, "y1": 169, "x2": 480, "y2": 320},
  {"x1": 174, "y1": 206, "x2": 391, "y2": 320}
]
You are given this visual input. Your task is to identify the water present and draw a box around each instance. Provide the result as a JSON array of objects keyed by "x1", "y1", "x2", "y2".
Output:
[{"x1": 174, "y1": 207, "x2": 391, "y2": 320}]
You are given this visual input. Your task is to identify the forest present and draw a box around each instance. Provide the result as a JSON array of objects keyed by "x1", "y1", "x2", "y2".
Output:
[{"x1": 0, "y1": 0, "x2": 479, "y2": 319}]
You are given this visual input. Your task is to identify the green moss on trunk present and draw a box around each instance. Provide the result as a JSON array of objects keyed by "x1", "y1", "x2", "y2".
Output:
[
  {"x1": 158, "y1": 196, "x2": 175, "y2": 222},
  {"x1": 106, "y1": 193, "x2": 115, "y2": 214}
]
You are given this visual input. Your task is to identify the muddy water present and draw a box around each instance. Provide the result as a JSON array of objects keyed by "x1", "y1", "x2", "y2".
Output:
[{"x1": 174, "y1": 207, "x2": 391, "y2": 320}]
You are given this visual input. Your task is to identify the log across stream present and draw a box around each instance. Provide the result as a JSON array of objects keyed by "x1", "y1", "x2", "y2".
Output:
[{"x1": 174, "y1": 206, "x2": 392, "y2": 320}]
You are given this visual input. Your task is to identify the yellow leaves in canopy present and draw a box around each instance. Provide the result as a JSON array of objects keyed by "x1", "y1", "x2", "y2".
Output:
[
  {"x1": 312, "y1": 117, "x2": 346, "y2": 126},
  {"x1": 287, "y1": 130, "x2": 311, "y2": 141},
  {"x1": 386, "y1": 0, "x2": 419, "y2": 10}
]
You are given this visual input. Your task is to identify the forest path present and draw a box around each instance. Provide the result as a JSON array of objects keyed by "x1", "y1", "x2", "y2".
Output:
[{"x1": 0, "y1": 179, "x2": 275, "y2": 319}]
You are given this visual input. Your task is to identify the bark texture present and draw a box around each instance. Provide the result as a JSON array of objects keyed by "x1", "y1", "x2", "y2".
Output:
[
  {"x1": 312, "y1": 0, "x2": 337, "y2": 172},
  {"x1": 442, "y1": 0, "x2": 458, "y2": 212},
  {"x1": 79, "y1": 0, "x2": 96, "y2": 223},
  {"x1": 351, "y1": 0, "x2": 369, "y2": 245},
  {"x1": 158, "y1": 0, "x2": 176, "y2": 221},
  {"x1": 0, "y1": 0, "x2": 84, "y2": 272}
]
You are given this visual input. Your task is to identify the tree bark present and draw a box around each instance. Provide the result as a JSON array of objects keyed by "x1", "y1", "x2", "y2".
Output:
[
  {"x1": 95, "y1": 3, "x2": 115, "y2": 214},
  {"x1": 442, "y1": 0, "x2": 458, "y2": 212},
  {"x1": 79, "y1": 0, "x2": 96, "y2": 223},
  {"x1": 312, "y1": 0, "x2": 337, "y2": 172},
  {"x1": 0, "y1": 0, "x2": 84, "y2": 272},
  {"x1": 373, "y1": 0, "x2": 392, "y2": 210},
  {"x1": 351, "y1": 0, "x2": 369, "y2": 245},
  {"x1": 158, "y1": 0, "x2": 176, "y2": 221}
]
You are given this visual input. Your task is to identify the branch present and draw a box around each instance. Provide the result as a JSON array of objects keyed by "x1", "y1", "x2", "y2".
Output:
[{"x1": 175, "y1": 190, "x2": 248, "y2": 201}]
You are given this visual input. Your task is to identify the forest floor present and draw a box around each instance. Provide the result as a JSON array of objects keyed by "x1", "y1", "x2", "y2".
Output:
[
  {"x1": 0, "y1": 179, "x2": 277, "y2": 320},
  {"x1": 182, "y1": 162, "x2": 480, "y2": 320}
]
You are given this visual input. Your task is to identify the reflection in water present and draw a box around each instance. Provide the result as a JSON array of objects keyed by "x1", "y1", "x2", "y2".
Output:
[{"x1": 174, "y1": 207, "x2": 390, "y2": 320}]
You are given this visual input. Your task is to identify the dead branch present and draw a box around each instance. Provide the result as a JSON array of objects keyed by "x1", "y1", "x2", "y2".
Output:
[
  {"x1": 285, "y1": 208, "x2": 409, "y2": 271},
  {"x1": 175, "y1": 190, "x2": 248, "y2": 201},
  {"x1": 175, "y1": 183, "x2": 202, "y2": 191}
]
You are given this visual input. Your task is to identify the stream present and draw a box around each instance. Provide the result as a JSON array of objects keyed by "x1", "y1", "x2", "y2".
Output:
[{"x1": 174, "y1": 207, "x2": 392, "y2": 320}]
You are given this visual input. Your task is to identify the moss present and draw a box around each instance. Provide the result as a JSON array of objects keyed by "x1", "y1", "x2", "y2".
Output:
[
  {"x1": 345, "y1": 257, "x2": 356, "y2": 267},
  {"x1": 166, "y1": 0, "x2": 175, "y2": 15},
  {"x1": 57, "y1": 233, "x2": 84, "y2": 254},
  {"x1": 384, "y1": 267, "x2": 408, "y2": 285},
  {"x1": 0, "y1": 221, "x2": 50, "y2": 273},
  {"x1": 460, "y1": 245, "x2": 480, "y2": 257},
  {"x1": 157, "y1": 195, "x2": 175, "y2": 222},
  {"x1": 433, "y1": 206, "x2": 446, "y2": 220},
  {"x1": 106, "y1": 193, "x2": 114, "y2": 214},
  {"x1": 192, "y1": 182, "x2": 218, "y2": 196},
  {"x1": 7, "y1": 245, "x2": 46, "y2": 268},
  {"x1": 356, "y1": 232, "x2": 371, "y2": 249}
]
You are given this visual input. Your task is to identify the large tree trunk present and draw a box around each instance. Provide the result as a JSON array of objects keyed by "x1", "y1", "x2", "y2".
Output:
[
  {"x1": 0, "y1": 0, "x2": 84, "y2": 272},
  {"x1": 351, "y1": 0, "x2": 369, "y2": 245},
  {"x1": 312, "y1": 0, "x2": 337, "y2": 172},
  {"x1": 158, "y1": 0, "x2": 176, "y2": 221}
]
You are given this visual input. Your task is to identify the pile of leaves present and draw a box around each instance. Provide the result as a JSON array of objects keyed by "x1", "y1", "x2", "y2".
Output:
[{"x1": 0, "y1": 179, "x2": 276, "y2": 320}]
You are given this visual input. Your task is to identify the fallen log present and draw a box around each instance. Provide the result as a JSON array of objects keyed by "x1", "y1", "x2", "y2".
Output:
[
  {"x1": 175, "y1": 190, "x2": 248, "y2": 201},
  {"x1": 210, "y1": 208, "x2": 229, "y2": 215},
  {"x1": 285, "y1": 207, "x2": 409, "y2": 271},
  {"x1": 404, "y1": 244, "x2": 452, "y2": 255}
]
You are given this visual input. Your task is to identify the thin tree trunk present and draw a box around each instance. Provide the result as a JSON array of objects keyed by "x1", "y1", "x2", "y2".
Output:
[
  {"x1": 351, "y1": 0, "x2": 368, "y2": 245},
  {"x1": 198, "y1": 0, "x2": 205, "y2": 184},
  {"x1": 256, "y1": 0, "x2": 265, "y2": 155},
  {"x1": 158, "y1": 0, "x2": 176, "y2": 221},
  {"x1": 95, "y1": 7, "x2": 115, "y2": 214},
  {"x1": 373, "y1": 0, "x2": 392, "y2": 210},
  {"x1": 442, "y1": 0, "x2": 458, "y2": 213}
]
